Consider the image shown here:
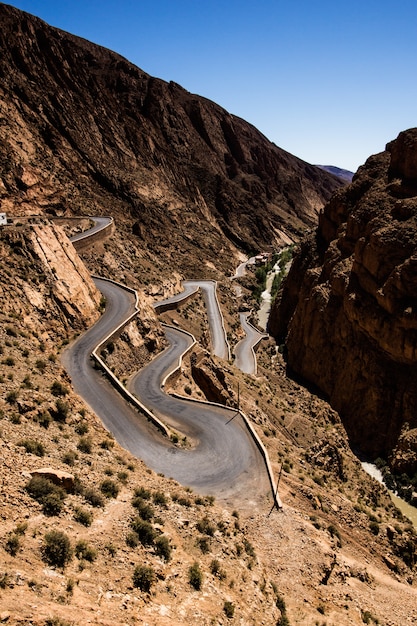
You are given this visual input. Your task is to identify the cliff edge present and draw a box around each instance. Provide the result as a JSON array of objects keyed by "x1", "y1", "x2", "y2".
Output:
[{"x1": 269, "y1": 128, "x2": 417, "y2": 474}]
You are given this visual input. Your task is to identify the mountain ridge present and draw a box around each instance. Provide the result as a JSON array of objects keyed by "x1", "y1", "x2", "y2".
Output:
[{"x1": 0, "y1": 1, "x2": 343, "y2": 272}]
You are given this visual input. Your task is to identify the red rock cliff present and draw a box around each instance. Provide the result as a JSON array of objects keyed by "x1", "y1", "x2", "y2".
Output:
[{"x1": 269, "y1": 129, "x2": 417, "y2": 473}]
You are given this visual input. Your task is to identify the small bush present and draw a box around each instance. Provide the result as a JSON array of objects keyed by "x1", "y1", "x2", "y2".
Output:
[
  {"x1": 134, "y1": 486, "x2": 151, "y2": 500},
  {"x1": 35, "y1": 359, "x2": 46, "y2": 373},
  {"x1": 197, "y1": 516, "x2": 215, "y2": 536},
  {"x1": 196, "y1": 536, "x2": 211, "y2": 554},
  {"x1": 189, "y1": 561, "x2": 203, "y2": 590},
  {"x1": 99, "y1": 438, "x2": 114, "y2": 450},
  {"x1": 74, "y1": 507, "x2": 93, "y2": 527},
  {"x1": 18, "y1": 439, "x2": 45, "y2": 457},
  {"x1": 152, "y1": 491, "x2": 168, "y2": 507},
  {"x1": 50, "y1": 381, "x2": 69, "y2": 397},
  {"x1": 210, "y1": 559, "x2": 221, "y2": 575},
  {"x1": 62, "y1": 450, "x2": 78, "y2": 466},
  {"x1": 223, "y1": 601, "x2": 235, "y2": 618},
  {"x1": 75, "y1": 422, "x2": 89, "y2": 435},
  {"x1": 100, "y1": 478, "x2": 119, "y2": 499},
  {"x1": 5, "y1": 533, "x2": 20, "y2": 556},
  {"x1": 369, "y1": 520, "x2": 380, "y2": 535},
  {"x1": 132, "y1": 565, "x2": 155, "y2": 592},
  {"x1": 130, "y1": 518, "x2": 156, "y2": 546},
  {"x1": 0, "y1": 573, "x2": 10, "y2": 589},
  {"x1": 126, "y1": 531, "x2": 139, "y2": 548},
  {"x1": 117, "y1": 470, "x2": 128, "y2": 484},
  {"x1": 77, "y1": 436, "x2": 92, "y2": 453},
  {"x1": 26, "y1": 476, "x2": 66, "y2": 516},
  {"x1": 42, "y1": 491, "x2": 66, "y2": 516},
  {"x1": 132, "y1": 496, "x2": 154, "y2": 520},
  {"x1": 243, "y1": 538, "x2": 256, "y2": 557},
  {"x1": 45, "y1": 617, "x2": 73, "y2": 626},
  {"x1": 54, "y1": 399, "x2": 69, "y2": 422},
  {"x1": 38, "y1": 410, "x2": 52, "y2": 428},
  {"x1": 74, "y1": 540, "x2": 97, "y2": 562},
  {"x1": 42, "y1": 530, "x2": 72, "y2": 567},
  {"x1": 83, "y1": 488, "x2": 104, "y2": 508},
  {"x1": 6, "y1": 390, "x2": 18, "y2": 404},
  {"x1": 154, "y1": 535, "x2": 172, "y2": 561}
]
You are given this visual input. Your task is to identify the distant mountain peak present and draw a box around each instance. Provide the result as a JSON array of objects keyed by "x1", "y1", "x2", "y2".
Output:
[{"x1": 316, "y1": 165, "x2": 354, "y2": 183}]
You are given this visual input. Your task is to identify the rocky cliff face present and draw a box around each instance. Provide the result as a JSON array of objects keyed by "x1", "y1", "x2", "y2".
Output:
[
  {"x1": 0, "y1": 221, "x2": 100, "y2": 338},
  {"x1": 270, "y1": 128, "x2": 417, "y2": 474},
  {"x1": 0, "y1": 3, "x2": 342, "y2": 271}
]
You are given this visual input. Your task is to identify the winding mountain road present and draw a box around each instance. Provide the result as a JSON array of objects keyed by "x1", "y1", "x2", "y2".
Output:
[
  {"x1": 154, "y1": 280, "x2": 230, "y2": 360},
  {"x1": 61, "y1": 222, "x2": 270, "y2": 503},
  {"x1": 234, "y1": 313, "x2": 268, "y2": 374}
]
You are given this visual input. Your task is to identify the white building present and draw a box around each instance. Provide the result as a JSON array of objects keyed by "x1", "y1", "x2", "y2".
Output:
[{"x1": 0, "y1": 213, "x2": 7, "y2": 225}]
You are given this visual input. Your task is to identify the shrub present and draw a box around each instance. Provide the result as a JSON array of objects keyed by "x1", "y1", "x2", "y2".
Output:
[
  {"x1": 38, "y1": 410, "x2": 52, "y2": 428},
  {"x1": 21, "y1": 375, "x2": 32, "y2": 388},
  {"x1": 35, "y1": 359, "x2": 46, "y2": 373},
  {"x1": 152, "y1": 491, "x2": 168, "y2": 507},
  {"x1": 328, "y1": 524, "x2": 342, "y2": 546},
  {"x1": 45, "y1": 618, "x2": 74, "y2": 626},
  {"x1": 83, "y1": 488, "x2": 104, "y2": 508},
  {"x1": 42, "y1": 530, "x2": 72, "y2": 567},
  {"x1": 6, "y1": 390, "x2": 18, "y2": 404},
  {"x1": 74, "y1": 540, "x2": 97, "y2": 562},
  {"x1": 223, "y1": 601, "x2": 235, "y2": 618},
  {"x1": 130, "y1": 518, "x2": 156, "y2": 546},
  {"x1": 154, "y1": 535, "x2": 172, "y2": 561},
  {"x1": 132, "y1": 496, "x2": 154, "y2": 520},
  {"x1": 0, "y1": 573, "x2": 10, "y2": 589},
  {"x1": 42, "y1": 491, "x2": 65, "y2": 516},
  {"x1": 54, "y1": 399, "x2": 69, "y2": 422},
  {"x1": 5, "y1": 533, "x2": 20, "y2": 556},
  {"x1": 189, "y1": 561, "x2": 203, "y2": 590},
  {"x1": 100, "y1": 479, "x2": 119, "y2": 499},
  {"x1": 26, "y1": 476, "x2": 66, "y2": 516},
  {"x1": 77, "y1": 436, "x2": 92, "y2": 453},
  {"x1": 74, "y1": 507, "x2": 93, "y2": 527},
  {"x1": 132, "y1": 565, "x2": 155, "y2": 592},
  {"x1": 126, "y1": 531, "x2": 139, "y2": 548},
  {"x1": 134, "y1": 486, "x2": 151, "y2": 500},
  {"x1": 369, "y1": 520, "x2": 380, "y2": 535},
  {"x1": 196, "y1": 536, "x2": 211, "y2": 554},
  {"x1": 75, "y1": 422, "x2": 89, "y2": 435},
  {"x1": 62, "y1": 450, "x2": 78, "y2": 466},
  {"x1": 197, "y1": 516, "x2": 215, "y2": 536},
  {"x1": 50, "y1": 381, "x2": 69, "y2": 397},
  {"x1": 99, "y1": 438, "x2": 114, "y2": 450},
  {"x1": 117, "y1": 470, "x2": 128, "y2": 484},
  {"x1": 243, "y1": 538, "x2": 256, "y2": 557},
  {"x1": 18, "y1": 439, "x2": 45, "y2": 457}
]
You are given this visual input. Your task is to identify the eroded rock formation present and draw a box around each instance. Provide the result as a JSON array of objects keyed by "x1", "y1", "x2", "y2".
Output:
[{"x1": 270, "y1": 128, "x2": 417, "y2": 473}]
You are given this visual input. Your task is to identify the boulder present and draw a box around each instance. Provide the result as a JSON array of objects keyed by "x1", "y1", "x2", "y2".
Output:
[{"x1": 30, "y1": 467, "x2": 74, "y2": 493}]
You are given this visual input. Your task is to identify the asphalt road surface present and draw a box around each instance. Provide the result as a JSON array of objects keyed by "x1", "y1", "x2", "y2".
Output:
[
  {"x1": 62, "y1": 278, "x2": 268, "y2": 502},
  {"x1": 155, "y1": 280, "x2": 229, "y2": 360},
  {"x1": 70, "y1": 216, "x2": 113, "y2": 242},
  {"x1": 233, "y1": 313, "x2": 267, "y2": 375}
]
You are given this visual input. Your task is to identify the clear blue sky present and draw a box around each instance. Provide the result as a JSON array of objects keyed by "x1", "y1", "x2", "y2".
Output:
[{"x1": 6, "y1": 0, "x2": 417, "y2": 172}]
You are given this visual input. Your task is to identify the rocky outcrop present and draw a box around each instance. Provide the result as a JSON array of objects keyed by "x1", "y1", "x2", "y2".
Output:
[
  {"x1": 0, "y1": 3, "x2": 342, "y2": 271},
  {"x1": 0, "y1": 221, "x2": 100, "y2": 336},
  {"x1": 269, "y1": 129, "x2": 417, "y2": 472},
  {"x1": 191, "y1": 353, "x2": 234, "y2": 405}
]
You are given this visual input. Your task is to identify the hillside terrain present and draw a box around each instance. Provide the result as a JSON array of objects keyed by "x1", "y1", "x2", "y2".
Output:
[
  {"x1": 0, "y1": 4, "x2": 416, "y2": 626},
  {"x1": 0, "y1": 2, "x2": 342, "y2": 276}
]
